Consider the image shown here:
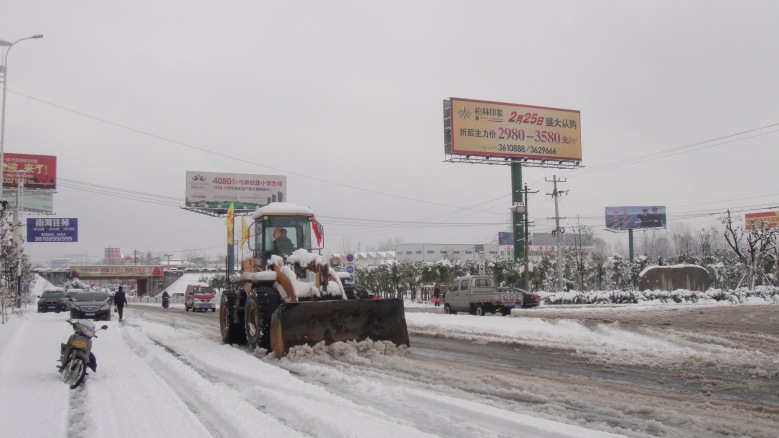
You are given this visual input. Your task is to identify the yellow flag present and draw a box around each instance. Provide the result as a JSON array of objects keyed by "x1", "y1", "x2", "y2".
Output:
[
  {"x1": 225, "y1": 203, "x2": 235, "y2": 244},
  {"x1": 240, "y1": 216, "x2": 249, "y2": 251}
]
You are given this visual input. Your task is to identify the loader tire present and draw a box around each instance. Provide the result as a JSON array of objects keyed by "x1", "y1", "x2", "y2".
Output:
[
  {"x1": 244, "y1": 287, "x2": 282, "y2": 350},
  {"x1": 220, "y1": 292, "x2": 246, "y2": 345}
]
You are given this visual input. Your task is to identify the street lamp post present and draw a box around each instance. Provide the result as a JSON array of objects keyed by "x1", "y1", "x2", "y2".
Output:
[
  {"x1": 0, "y1": 34, "x2": 43, "y2": 308},
  {"x1": 0, "y1": 34, "x2": 43, "y2": 203}
]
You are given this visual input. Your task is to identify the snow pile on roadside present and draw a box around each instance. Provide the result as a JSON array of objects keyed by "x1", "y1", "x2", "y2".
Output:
[
  {"x1": 281, "y1": 339, "x2": 409, "y2": 363},
  {"x1": 541, "y1": 287, "x2": 779, "y2": 305}
]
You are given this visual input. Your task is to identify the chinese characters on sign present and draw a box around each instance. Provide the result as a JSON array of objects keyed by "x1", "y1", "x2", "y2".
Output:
[
  {"x1": 2, "y1": 153, "x2": 57, "y2": 190},
  {"x1": 185, "y1": 171, "x2": 287, "y2": 210},
  {"x1": 445, "y1": 98, "x2": 582, "y2": 162},
  {"x1": 27, "y1": 217, "x2": 78, "y2": 242}
]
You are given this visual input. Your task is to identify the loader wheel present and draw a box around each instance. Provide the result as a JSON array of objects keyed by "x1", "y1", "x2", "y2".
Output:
[
  {"x1": 244, "y1": 287, "x2": 282, "y2": 351},
  {"x1": 220, "y1": 292, "x2": 246, "y2": 345}
]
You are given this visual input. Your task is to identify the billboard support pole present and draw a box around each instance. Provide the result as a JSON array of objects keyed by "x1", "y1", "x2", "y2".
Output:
[
  {"x1": 628, "y1": 228, "x2": 634, "y2": 263},
  {"x1": 511, "y1": 161, "x2": 524, "y2": 262}
]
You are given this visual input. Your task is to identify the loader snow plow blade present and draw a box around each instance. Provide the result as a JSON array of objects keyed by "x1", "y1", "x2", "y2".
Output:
[{"x1": 270, "y1": 299, "x2": 409, "y2": 358}]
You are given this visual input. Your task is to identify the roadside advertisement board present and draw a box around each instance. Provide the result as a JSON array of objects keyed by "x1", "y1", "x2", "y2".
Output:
[
  {"x1": 71, "y1": 265, "x2": 164, "y2": 278},
  {"x1": 2, "y1": 153, "x2": 57, "y2": 190},
  {"x1": 185, "y1": 171, "x2": 287, "y2": 210},
  {"x1": 444, "y1": 98, "x2": 582, "y2": 162},
  {"x1": 2, "y1": 190, "x2": 54, "y2": 213},
  {"x1": 26, "y1": 217, "x2": 77, "y2": 242},
  {"x1": 498, "y1": 232, "x2": 514, "y2": 245},
  {"x1": 605, "y1": 206, "x2": 667, "y2": 230},
  {"x1": 745, "y1": 211, "x2": 779, "y2": 229},
  {"x1": 105, "y1": 248, "x2": 122, "y2": 260}
]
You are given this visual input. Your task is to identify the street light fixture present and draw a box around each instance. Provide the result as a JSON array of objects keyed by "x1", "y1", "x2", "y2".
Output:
[
  {"x1": 0, "y1": 34, "x2": 42, "y2": 308},
  {"x1": 0, "y1": 34, "x2": 43, "y2": 203}
]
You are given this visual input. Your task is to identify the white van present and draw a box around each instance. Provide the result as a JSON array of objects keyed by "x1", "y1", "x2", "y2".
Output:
[{"x1": 184, "y1": 283, "x2": 217, "y2": 312}]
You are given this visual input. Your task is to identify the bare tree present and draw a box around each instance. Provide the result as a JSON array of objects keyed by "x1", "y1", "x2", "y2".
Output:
[
  {"x1": 722, "y1": 210, "x2": 778, "y2": 289},
  {"x1": 669, "y1": 222, "x2": 695, "y2": 260}
]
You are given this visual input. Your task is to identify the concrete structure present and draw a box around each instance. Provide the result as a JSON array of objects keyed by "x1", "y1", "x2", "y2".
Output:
[{"x1": 639, "y1": 265, "x2": 711, "y2": 292}]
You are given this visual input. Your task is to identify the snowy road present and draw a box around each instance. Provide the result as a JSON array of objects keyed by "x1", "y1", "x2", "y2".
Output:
[{"x1": 2, "y1": 302, "x2": 778, "y2": 437}]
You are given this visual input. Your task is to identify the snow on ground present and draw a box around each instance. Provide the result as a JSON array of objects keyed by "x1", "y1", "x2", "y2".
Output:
[
  {"x1": 0, "y1": 308, "x2": 626, "y2": 438},
  {"x1": 2, "y1": 297, "x2": 777, "y2": 437}
]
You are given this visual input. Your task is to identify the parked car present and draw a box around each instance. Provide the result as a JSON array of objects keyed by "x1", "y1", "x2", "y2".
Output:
[
  {"x1": 184, "y1": 284, "x2": 217, "y2": 312},
  {"x1": 69, "y1": 292, "x2": 112, "y2": 321},
  {"x1": 37, "y1": 288, "x2": 69, "y2": 313},
  {"x1": 498, "y1": 287, "x2": 540, "y2": 308}
]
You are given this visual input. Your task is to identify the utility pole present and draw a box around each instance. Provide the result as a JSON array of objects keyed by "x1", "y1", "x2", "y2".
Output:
[
  {"x1": 514, "y1": 183, "x2": 538, "y2": 290},
  {"x1": 133, "y1": 249, "x2": 139, "y2": 265},
  {"x1": 546, "y1": 175, "x2": 567, "y2": 291}
]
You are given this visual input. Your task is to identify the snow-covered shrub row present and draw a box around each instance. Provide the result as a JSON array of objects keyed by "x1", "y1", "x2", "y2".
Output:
[{"x1": 539, "y1": 286, "x2": 779, "y2": 305}]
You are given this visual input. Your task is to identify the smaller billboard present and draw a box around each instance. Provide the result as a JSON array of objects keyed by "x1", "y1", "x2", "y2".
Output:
[
  {"x1": 2, "y1": 190, "x2": 54, "y2": 213},
  {"x1": 498, "y1": 232, "x2": 514, "y2": 245},
  {"x1": 3, "y1": 153, "x2": 57, "y2": 190},
  {"x1": 745, "y1": 211, "x2": 779, "y2": 229},
  {"x1": 605, "y1": 206, "x2": 666, "y2": 230},
  {"x1": 105, "y1": 248, "x2": 122, "y2": 260},
  {"x1": 185, "y1": 171, "x2": 287, "y2": 211},
  {"x1": 27, "y1": 217, "x2": 78, "y2": 242}
]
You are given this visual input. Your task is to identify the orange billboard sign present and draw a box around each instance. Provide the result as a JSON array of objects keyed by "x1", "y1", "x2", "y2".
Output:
[
  {"x1": 745, "y1": 211, "x2": 779, "y2": 229},
  {"x1": 444, "y1": 98, "x2": 582, "y2": 162}
]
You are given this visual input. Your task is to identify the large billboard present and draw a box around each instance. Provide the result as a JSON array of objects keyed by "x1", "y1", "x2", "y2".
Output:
[
  {"x1": 2, "y1": 190, "x2": 54, "y2": 213},
  {"x1": 26, "y1": 217, "x2": 78, "y2": 242},
  {"x1": 185, "y1": 171, "x2": 287, "y2": 211},
  {"x1": 745, "y1": 211, "x2": 779, "y2": 229},
  {"x1": 605, "y1": 206, "x2": 667, "y2": 230},
  {"x1": 2, "y1": 153, "x2": 57, "y2": 190},
  {"x1": 444, "y1": 98, "x2": 582, "y2": 163}
]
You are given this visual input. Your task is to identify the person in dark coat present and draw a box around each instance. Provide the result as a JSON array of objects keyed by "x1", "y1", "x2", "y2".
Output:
[{"x1": 114, "y1": 286, "x2": 128, "y2": 321}]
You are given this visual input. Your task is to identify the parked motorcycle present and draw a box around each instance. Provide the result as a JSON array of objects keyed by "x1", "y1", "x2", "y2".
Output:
[{"x1": 58, "y1": 319, "x2": 108, "y2": 389}]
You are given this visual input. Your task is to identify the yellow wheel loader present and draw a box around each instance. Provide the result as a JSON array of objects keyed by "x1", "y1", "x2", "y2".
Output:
[{"x1": 219, "y1": 202, "x2": 409, "y2": 358}]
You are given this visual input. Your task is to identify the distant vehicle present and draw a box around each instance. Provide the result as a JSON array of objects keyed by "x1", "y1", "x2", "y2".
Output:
[
  {"x1": 184, "y1": 284, "x2": 217, "y2": 312},
  {"x1": 38, "y1": 288, "x2": 69, "y2": 313},
  {"x1": 443, "y1": 275, "x2": 522, "y2": 316},
  {"x1": 343, "y1": 283, "x2": 378, "y2": 300},
  {"x1": 69, "y1": 292, "x2": 112, "y2": 321},
  {"x1": 497, "y1": 287, "x2": 540, "y2": 308}
]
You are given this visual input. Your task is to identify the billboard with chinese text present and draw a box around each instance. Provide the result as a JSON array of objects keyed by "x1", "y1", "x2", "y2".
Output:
[
  {"x1": 444, "y1": 98, "x2": 582, "y2": 162},
  {"x1": 605, "y1": 206, "x2": 667, "y2": 230},
  {"x1": 2, "y1": 153, "x2": 57, "y2": 189},
  {"x1": 185, "y1": 171, "x2": 287, "y2": 211},
  {"x1": 27, "y1": 218, "x2": 77, "y2": 242},
  {"x1": 71, "y1": 265, "x2": 164, "y2": 279},
  {"x1": 745, "y1": 211, "x2": 779, "y2": 229}
]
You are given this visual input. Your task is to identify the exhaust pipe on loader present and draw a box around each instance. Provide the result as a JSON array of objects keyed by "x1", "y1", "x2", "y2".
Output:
[{"x1": 270, "y1": 298, "x2": 410, "y2": 358}]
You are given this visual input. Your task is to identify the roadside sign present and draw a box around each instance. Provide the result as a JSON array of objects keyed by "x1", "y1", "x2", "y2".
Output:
[{"x1": 27, "y1": 218, "x2": 78, "y2": 242}]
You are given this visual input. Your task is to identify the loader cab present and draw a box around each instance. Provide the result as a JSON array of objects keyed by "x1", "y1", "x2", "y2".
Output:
[{"x1": 250, "y1": 203, "x2": 324, "y2": 266}]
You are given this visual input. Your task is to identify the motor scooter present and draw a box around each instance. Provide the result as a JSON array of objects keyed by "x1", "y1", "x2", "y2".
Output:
[
  {"x1": 58, "y1": 319, "x2": 108, "y2": 389},
  {"x1": 162, "y1": 294, "x2": 170, "y2": 309}
]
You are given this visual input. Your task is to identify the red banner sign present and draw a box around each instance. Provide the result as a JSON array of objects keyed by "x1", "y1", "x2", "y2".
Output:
[{"x1": 2, "y1": 153, "x2": 57, "y2": 190}]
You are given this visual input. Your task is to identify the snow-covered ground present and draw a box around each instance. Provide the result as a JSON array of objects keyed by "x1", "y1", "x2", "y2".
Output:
[{"x1": 1, "y1": 297, "x2": 777, "y2": 437}]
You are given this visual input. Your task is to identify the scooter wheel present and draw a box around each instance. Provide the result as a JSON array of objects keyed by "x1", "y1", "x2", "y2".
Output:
[{"x1": 61, "y1": 356, "x2": 87, "y2": 389}]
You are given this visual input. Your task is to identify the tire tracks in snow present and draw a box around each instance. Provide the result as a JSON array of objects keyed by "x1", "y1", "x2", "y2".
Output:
[{"x1": 117, "y1": 320, "x2": 304, "y2": 437}]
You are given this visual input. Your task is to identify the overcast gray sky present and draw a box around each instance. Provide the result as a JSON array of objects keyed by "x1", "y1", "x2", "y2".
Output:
[{"x1": 3, "y1": 0, "x2": 778, "y2": 265}]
